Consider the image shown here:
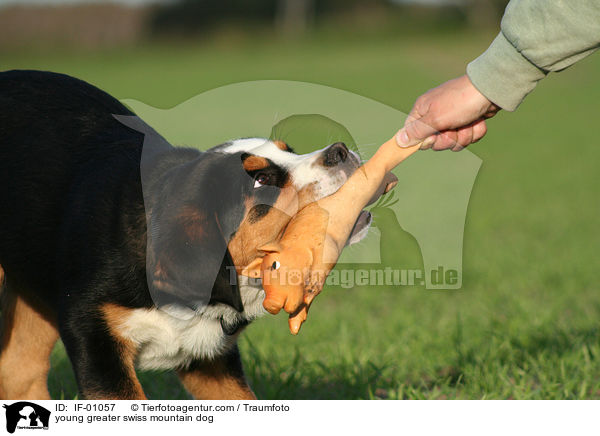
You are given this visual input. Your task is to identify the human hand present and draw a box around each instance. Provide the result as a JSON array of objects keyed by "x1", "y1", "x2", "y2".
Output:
[{"x1": 396, "y1": 74, "x2": 500, "y2": 151}]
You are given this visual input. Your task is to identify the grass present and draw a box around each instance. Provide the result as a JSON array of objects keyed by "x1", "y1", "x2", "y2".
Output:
[{"x1": 4, "y1": 27, "x2": 600, "y2": 399}]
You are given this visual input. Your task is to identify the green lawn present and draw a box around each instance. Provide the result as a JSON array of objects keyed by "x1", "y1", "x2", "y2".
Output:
[{"x1": 5, "y1": 28, "x2": 600, "y2": 399}]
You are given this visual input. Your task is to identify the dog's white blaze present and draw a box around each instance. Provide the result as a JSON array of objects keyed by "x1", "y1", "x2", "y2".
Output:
[
  {"x1": 117, "y1": 277, "x2": 266, "y2": 370},
  {"x1": 218, "y1": 138, "x2": 358, "y2": 196}
]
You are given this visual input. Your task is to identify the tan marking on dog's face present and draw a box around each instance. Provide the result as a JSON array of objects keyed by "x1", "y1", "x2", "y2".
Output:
[
  {"x1": 273, "y1": 140, "x2": 290, "y2": 152},
  {"x1": 100, "y1": 304, "x2": 146, "y2": 400},
  {"x1": 242, "y1": 155, "x2": 269, "y2": 172},
  {"x1": 228, "y1": 180, "x2": 299, "y2": 270},
  {"x1": 0, "y1": 289, "x2": 58, "y2": 399}
]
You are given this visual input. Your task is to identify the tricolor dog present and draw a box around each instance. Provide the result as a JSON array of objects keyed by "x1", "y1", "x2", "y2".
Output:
[{"x1": 0, "y1": 70, "x2": 371, "y2": 399}]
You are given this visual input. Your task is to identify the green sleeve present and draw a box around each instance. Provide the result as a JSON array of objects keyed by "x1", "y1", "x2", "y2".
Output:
[{"x1": 466, "y1": 0, "x2": 600, "y2": 111}]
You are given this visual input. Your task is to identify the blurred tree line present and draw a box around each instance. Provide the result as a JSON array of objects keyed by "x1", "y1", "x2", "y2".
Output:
[
  {"x1": 150, "y1": 0, "x2": 511, "y2": 37},
  {"x1": 0, "y1": 0, "x2": 511, "y2": 50}
]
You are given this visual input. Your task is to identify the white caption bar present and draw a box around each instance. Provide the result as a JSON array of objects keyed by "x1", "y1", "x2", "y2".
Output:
[{"x1": 1, "y1": 400, "x2": 597, "y2": 435}]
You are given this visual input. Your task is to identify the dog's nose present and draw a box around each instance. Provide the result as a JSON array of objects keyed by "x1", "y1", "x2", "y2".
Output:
[{"x1": 323, "y1": 142, "x2": 349, "y2": 167}]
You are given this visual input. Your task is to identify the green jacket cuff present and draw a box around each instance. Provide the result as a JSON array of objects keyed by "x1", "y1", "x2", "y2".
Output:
[{"x1": 466, "y1": 32, "x2": 547, "y2": 111}]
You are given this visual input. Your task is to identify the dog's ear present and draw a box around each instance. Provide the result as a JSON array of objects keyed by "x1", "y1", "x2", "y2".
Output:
[
  {"x1": 148, "y1": 201, "x2": 243, "y2": 313},
  {"x1": 208, "y1": 249, "x2": 244, "y2": 311},
  {"x1": 146, "y1": 152, "x2": 249, "y2": 314}
]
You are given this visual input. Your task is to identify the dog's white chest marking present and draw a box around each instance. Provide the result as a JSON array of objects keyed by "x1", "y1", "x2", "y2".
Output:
[{"x1": 116, "y1": 277, "x2": 266, "y2": 370}]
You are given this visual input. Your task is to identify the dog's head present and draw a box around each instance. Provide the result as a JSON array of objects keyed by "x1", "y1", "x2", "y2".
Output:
[{"x1": 147, "y1": 138, "x2": 372, "y2": 314}]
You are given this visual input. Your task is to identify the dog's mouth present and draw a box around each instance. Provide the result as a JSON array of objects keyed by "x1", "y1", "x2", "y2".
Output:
[{"x1": 347, "y1": 172, "x2": 398, "y2": 245}]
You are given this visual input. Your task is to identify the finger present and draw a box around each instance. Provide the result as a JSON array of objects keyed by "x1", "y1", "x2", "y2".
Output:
[
  {"x1": 404, "y1": 110, "x2": 419, "y2": 128},
  {"x1": 452, "y1": 125, "x2": 474, "y2": 151},
  {"x1": 454, "y1": 120, "x2": 487, "y2": 150},
  {"x1": 420, "y1": 135, "x2": 436, "y2": 150},
  {"x1": 400, "y1": 107, "x2": 422, "y2": 143},
  {"x1": 471, "y1": 119, "x2": 487, "y2": 143},
  {"x1": 432, "y1": 130, "x2": 457, "y2": 151},
  {"x1": 405, "y1": 97, "x2": 428, "y2": 127},
  {"x1": 398, "y1": 116, "x2": 439, "y2": 147},
  {"x1": 483, "y1": 105, "x2": 500, "y2": 119}
]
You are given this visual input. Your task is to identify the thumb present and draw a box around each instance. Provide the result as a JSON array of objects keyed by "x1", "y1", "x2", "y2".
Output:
[{"x1": 396, "y1": 115, "x2": 438, "y2": 147}]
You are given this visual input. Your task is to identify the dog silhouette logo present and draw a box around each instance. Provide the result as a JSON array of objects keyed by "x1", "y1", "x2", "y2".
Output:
[{"x1": 3, "y1": 402, "x2": 50, "y2": 433}]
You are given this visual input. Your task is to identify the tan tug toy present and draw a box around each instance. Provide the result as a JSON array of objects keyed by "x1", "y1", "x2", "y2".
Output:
[{"x1": 242, "y1": 134, "x2": 421, "y2": 334}]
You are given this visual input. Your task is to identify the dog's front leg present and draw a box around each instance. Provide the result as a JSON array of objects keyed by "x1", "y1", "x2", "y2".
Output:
[
  {"x1": 59, "y1": 304, "x2": 147, "y2": 400},
  {"x1": 177, "y1": 344, "x2": 256, "y2": 400}
]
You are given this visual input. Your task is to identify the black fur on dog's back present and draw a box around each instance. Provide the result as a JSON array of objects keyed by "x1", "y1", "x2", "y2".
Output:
[{"x1": 0, "y1": 70, "x2": 153, "y2": 310}]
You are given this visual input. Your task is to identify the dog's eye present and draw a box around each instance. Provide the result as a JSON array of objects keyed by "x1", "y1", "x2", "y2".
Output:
[
  {"x1": 254, "y1": 173, "x2": 269, "y2": 188},
  {"x1": 271, "y1": 261, "x2": 280, "y2": 270}
]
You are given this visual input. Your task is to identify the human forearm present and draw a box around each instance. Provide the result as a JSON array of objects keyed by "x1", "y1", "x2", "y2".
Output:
[{"x1": 467, "y1": 0, "x2": 600, "y2": 111}]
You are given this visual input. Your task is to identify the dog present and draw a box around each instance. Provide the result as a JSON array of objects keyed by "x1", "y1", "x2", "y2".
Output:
[{"x1": 0, "y1": 70, "x2": 374, "y2": 399}]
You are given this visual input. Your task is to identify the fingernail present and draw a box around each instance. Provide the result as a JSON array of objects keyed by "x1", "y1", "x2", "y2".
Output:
[
  {"x1": 396, "y1": 130, "x2": 411, "y2": 147},
  {"x1": 421, "y1": 136, "x2": 435, "y2": 150}
]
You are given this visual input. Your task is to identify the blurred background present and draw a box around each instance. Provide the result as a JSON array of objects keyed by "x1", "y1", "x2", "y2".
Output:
[
  {"x1": 0, "y1": 0, "x2": 509, "y2": 49},
  {"x1": 2, "y1": 0, "x2": 600, "y2": 400}
]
